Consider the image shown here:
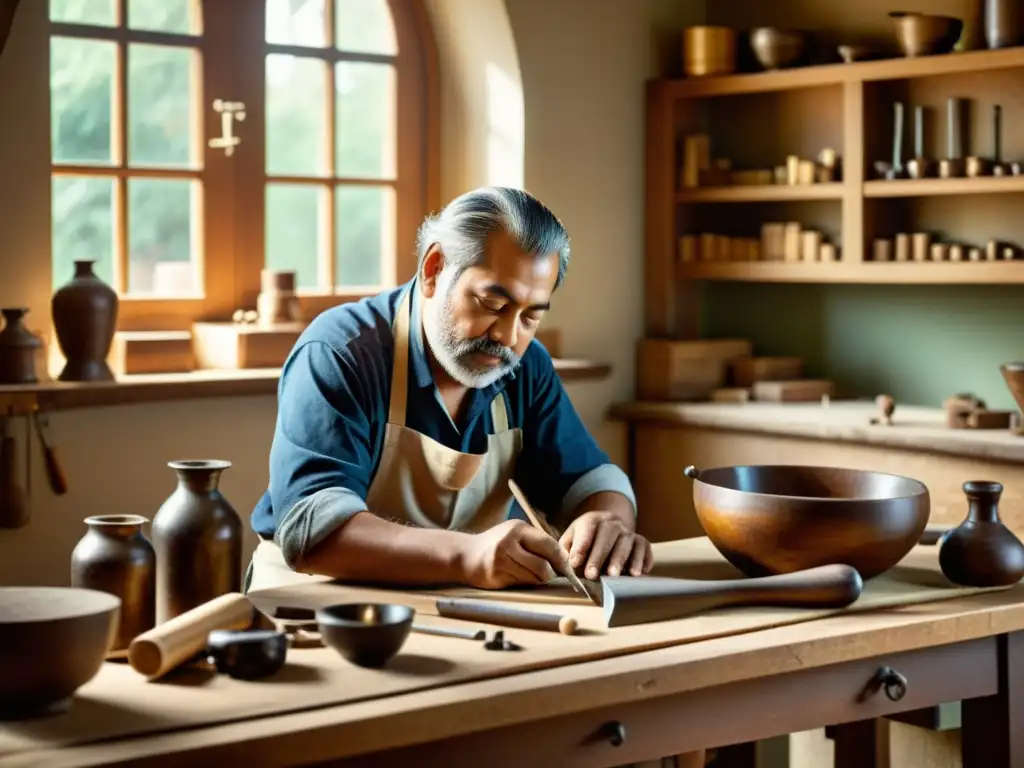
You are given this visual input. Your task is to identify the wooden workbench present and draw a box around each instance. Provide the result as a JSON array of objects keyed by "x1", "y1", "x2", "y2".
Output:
[
  {"x1": 4, "y1": 536, "x2": 1024, "y2": 767},
  {"x1": 5, "y1": 589, "x2": 1022, "y2": 767}
]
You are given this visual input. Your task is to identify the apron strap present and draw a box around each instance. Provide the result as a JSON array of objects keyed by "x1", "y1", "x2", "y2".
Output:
[
  {"x1": 388, "y1": 288, "x2": 413, "y2": 426},
  {"x1": 490, "y1": 392, "x2": 510, "y2": 433}
]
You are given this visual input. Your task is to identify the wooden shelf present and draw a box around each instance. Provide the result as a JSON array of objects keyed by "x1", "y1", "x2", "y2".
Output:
[
  {"x1": 676, "y1": 183, "x2": 844, "y2": 203},
  {"x1": 676, "y1": 260, "x2": 1024, "y2": 284},
  {"x1": 0, "y1": 358, "x2": 613, "y2": 412},
  {"x1": 864, "y1": 176, "x2": 1024, "y2": 198},
  {"x1": 657, "y1": 46, "x2": 1024, "y2": 100}
]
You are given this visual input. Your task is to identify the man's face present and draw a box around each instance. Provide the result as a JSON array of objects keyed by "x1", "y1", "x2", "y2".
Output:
[{"x1": 421, "y1": 229, "x2": 558, "y2": 388}]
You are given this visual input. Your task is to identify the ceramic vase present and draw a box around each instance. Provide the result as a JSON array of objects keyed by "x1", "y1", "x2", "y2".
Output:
[
  {"x1": 0, "y1": 308, "x2": 41, "y2": 384},
  {"x1": 151, "y1": 460, "x2": 243, "y2": 624},
  {"x1": 939, "y1": 480, "x2": 1024, "y2": 587},
  {"x1": 986, "y1": 0, "x2": 1022, "y2": 48},
  {"x1": 51, "y1": 260, "x2": 118, "y2": 382},
  {"x1": 70, "y1": 514, "x2": 156, "y2": 655}
]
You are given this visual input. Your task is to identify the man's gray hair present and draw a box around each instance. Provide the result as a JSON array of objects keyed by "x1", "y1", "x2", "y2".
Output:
[{"x1": 415, "y1": 187, "x2": 571, "y2": 288}]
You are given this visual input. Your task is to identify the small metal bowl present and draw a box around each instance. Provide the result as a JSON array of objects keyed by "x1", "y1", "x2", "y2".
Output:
[{"x1": 316, "y1": 603, "x2": 415, "y2": 668}]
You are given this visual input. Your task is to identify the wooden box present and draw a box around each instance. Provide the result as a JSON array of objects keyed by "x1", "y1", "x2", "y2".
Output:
[
  {"x1": 732, "y1": 356, "x2": 804, "y2": 387},
  {"x1": 192, "y1": 322, "x2": 305, "y2": 370},
  {"x1": 753, "y1": 379, "x2": 834, "y2": 403},
  {"x1": 110, "y1": 331, "x2": 195, "y2": 375},
  {"x1": 637, "y1": 339, "x2": 753, "y2": 401}
]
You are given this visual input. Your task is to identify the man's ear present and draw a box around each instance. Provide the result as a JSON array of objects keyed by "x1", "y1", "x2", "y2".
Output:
[{"x1": 420, "y1": 244, "x2": 445, "y2": 299}]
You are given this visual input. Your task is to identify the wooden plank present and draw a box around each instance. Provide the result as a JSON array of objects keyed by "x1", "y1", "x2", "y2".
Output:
[
  {"x1": 961, "y1": 631, "x2": 1024, "y2": 765},
  {"x1": 675, "y1": 183, "x2": 844, "y2": 203},
  {"x1": 658, "y1": 47, "x2": 1024, "y2": 100},
  {"x1": 674, "y1": 260, "x2": 1024, "y2": 284},
  {"x1": 864, "y1": 177, "x2": 1024, "y2": 198}
]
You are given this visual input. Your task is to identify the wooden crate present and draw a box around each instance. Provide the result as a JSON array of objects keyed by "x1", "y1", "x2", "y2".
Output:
[
  {"x1": 637, "y1": 339, "x2": 752, "y2": 401},
  {"x1": 192, "y1": 322, "x2": 305, "y2": 370}
]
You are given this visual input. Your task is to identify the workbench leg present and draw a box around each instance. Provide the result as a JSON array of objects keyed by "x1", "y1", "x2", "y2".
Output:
[
  {"x1": 829, "y1": 720, "x2": 889, "y2": 768},
  {"x1": 962, "y1": 631, "x2": 1024, "y2": 767}
]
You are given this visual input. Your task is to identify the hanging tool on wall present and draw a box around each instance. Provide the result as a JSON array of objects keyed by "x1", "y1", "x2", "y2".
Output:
[
  {"x1": 0, "y1": 409, "x2": 28, "y2": 529},
  {"x1": 31, "y1": 407, "x2": 67, "y2": 496}
]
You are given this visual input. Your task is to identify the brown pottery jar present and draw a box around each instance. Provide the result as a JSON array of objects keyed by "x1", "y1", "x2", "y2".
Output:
[
  {"x1": 70, "y1": 514, "x2": 156, "y2": 655},
  {"x1": 0, "y1": 308, "x2": 41, "y2": 384},
  {"x1": 151, "y1": 460, "x2": 243, "y2": 624},
  {"x1": 51, "y1": 259, "x2": 118, "y2": 382},
  {"x1": 939, "y1": 480, "x2": 1024, "y2": 587}
]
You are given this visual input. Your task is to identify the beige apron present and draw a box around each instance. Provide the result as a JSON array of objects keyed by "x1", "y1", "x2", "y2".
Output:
[{"x1": 246, "y1": 287, "x2": 523, "y2": 593}]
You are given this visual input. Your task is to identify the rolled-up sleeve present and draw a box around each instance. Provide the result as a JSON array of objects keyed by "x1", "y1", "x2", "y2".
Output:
[
  {"x1": 269, "y1": 341, "x2": 377, "y2": 566},
  {"x1": 512, "y1": 347, "x2": 637, "y2": 529}
]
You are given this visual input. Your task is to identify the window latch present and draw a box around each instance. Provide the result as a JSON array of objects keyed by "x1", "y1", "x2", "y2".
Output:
[{"x1": 209, "y1": 99, "x2": 247, "y2": 157}]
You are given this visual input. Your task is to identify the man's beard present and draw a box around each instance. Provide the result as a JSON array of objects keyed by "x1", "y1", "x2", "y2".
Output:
[{"x1": 422, "y1": 274, "x2": 521, "y2": 389}]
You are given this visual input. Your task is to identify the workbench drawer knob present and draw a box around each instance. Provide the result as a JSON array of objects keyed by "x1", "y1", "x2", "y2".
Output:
[
  {"x1": 600, "y1": 721, "x2": 627, "y2": 747},
  {"x1": 859, "y1": 666, "x2": 907, "y2": 702}
]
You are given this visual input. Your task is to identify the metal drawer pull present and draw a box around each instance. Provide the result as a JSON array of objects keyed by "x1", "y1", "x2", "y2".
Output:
[
  {"x1": 858, "y1": 665, "x2": 908, "y2": 703},
  {"x1": 599, "y1": 720, "x2": 627, "y2": 747}
]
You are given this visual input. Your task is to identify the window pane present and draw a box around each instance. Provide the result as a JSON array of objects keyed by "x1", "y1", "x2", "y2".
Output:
[
  {"x1": 335, "y1": 185, "x2": 392, "y2": 288},
  {"x1": 128, "y1": 178, "x2": 198, "y2": 295},
  {"x1": 128, "y1": 0, "x2": 196, "y2": 35},
  {"x1": 336, "y1": 62, "x2": 395, "y2": 179},
  {"x1": 335, "y1": 0, "x2": 396, "y2": 55},
  {"x1": 51, "y1": 176, "x2": 115, "y2": 290},
  {"x1": 266, "y1": 0, "x2": 326, "y2": 47},
  {"x1": 49, "y1": 0, "x2": 117, "y2": 26},
  {"x1": 51, "y1": 37, "x2": 116, "y2": 165},
  {"x1": 266, "y1": 55, "x2": 327, "y2": 177},
  {"x1": 128, "y1": 44, "x2": 196, "y2": 168},
  {"x1": 266, "y1": 184, "x2": 323, "y2": 290}
]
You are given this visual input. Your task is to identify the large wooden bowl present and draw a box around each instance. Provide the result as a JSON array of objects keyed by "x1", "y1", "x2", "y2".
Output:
[
  {"x1": 0, "y1": 587, "x2": 120, "y2": 719},
  {"x1": 684, "y1": 464, "x2": 931, "y2": 579}
]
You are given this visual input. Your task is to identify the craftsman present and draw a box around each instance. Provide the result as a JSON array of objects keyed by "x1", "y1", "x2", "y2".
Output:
[{"x1": 245, "y1": 187, "x2": 652, "y2": 593}]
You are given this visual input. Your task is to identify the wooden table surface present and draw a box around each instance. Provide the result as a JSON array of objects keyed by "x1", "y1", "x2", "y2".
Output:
[{"x1": 7, "y1": 585, "x2": 1024, "y2": 768}]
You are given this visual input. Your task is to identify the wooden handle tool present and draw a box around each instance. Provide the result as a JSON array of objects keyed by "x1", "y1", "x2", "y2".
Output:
[
  {"x1": 31, "y1": 410, "x2": 67, "y2": 496},
  {"x1": 128, "y1": 592, "x2": 256, "y2": 679},
  {"x1": 602, "y1": 564, "x2": 864, "y2": 628},
  {"x1": 436, "y1": 598, "x2": 578, "y2": 635},
  {"x1": 508, "y1": 479, "x2": 600, "y2": 605}
]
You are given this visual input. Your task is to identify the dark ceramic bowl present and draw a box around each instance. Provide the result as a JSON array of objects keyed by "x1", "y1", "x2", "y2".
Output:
[
  {"x1": 750, "y1": 27, "x2": 808, "y2": 70},
  {"x1": 684, "y1": 464, "x2": 931, "y2": 579},
  {"x1": 0, "y1": 587, "x2": 120, "y2": 719},
  {"x1": 890, "y1": 12, "x2": 964, "y2": 57},
  {"x1": 316, "y1": 603, "x2": 415, "y2": 668}
]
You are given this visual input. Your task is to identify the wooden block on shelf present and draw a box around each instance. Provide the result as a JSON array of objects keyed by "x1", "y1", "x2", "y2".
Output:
[
  {"x1": 637, "y1": 339, "x2": 753, "y2": 401},
  {"x1": 192, "y1": 322, "x2": 305, "y2": 370},
  {"x1": 966, "y1": 409, "x2": 1016, "y2": 429},
  {"x1": 783, "y1": 222, "x2": 802, "y2": 262},
  {"x1": 534, "y1": 328, "x2": 562, "y2": 359},
  {"x1": 753, "y1": 379, "x2": 834, "y2": 403},
  {"x1": 110, "y1": 331, "x2": 195, "y2": 375},
  {"x1": 711, "y1": 387, "x2": 751, "y2": 403},
  {"x1": 732, "y1": 356, "x2": 804, "y2": 387}
]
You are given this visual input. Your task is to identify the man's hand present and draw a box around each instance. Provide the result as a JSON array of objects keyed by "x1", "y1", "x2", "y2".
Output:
[
  {"x1": 559, "y1": 510, "x2": 653, "y2": 579},
  {"x1": 459, "y1": 519, "x2": 570, "y2": 589}
]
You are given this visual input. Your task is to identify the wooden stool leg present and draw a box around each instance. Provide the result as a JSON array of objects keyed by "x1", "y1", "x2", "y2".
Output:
[
  {"x1": 830, "y1": 720, "x2": 889, "y2": 768},
  {"x1": 962, "y1": 631, "x2": 1024, "y2": 767}
]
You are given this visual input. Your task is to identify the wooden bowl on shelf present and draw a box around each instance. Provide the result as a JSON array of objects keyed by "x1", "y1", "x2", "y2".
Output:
[
  {"x1": 1000, "y1": 362, "x2": 1024, "y2": 431},
  {"x1": 0, "y1": 587, "x2": 120, "y2": 719},
  {"x1": 684, "y1": 464, "x2": 931, "y2": 579},
  {"x1": 749, "y1": 28, "x2": 808, "y2": 70},
  {"x1": 889, "y1": 12, "x2": 964, "y2": 57}
]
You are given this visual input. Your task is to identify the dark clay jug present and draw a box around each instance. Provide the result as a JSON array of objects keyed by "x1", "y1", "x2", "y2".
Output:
[
  {"x1": 51, "y1": 260, "x2": 118, "y2": 382},
  {"x1": 0, "y1": 308, "x2": 41, "y2": 384},
  {"x1": 151, "y1": 460, "x2": 243, "y2": 624},
  {"x1": 939, "y1": 480, "x2": 1024, "y2": 587},
  {"x1": 70, "y1": 514, "x2": 156, "y2": 655}
]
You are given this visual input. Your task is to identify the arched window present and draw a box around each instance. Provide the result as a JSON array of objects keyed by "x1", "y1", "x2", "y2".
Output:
[{"x1": 49, "y1": 0, "x2": 438, "y2": 332}]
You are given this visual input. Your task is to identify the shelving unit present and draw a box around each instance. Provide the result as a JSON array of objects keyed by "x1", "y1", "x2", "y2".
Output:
[{"x1": 644, "y1": 46, "x2": 1024, "y2": 338}]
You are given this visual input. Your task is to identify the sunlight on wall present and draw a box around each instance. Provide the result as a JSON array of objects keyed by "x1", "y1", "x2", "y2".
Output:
[
  {"x1": 485, "y1": 61, "x2": 524, "y2": 188},
  {"x1": 423, "y1": 0, "x2": 524, "y2": 199}
]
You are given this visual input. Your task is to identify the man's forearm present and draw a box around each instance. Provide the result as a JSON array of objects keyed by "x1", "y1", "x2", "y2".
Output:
[
  {"x1": 296, "y1": 511, "x2": 472, "y2": 586},
  {"x1": 569, "y1": 491, "x2": 636, "y2": 529}
]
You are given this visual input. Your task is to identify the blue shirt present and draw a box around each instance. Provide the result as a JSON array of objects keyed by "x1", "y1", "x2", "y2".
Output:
[{"x1": 250, "y1": 279, "x2": 636, "y2": 566}]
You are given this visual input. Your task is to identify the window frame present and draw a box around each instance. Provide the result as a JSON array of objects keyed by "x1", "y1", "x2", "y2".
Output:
[{"x1": 48, "y1": 0, "x2": 440, "y2": 333}]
